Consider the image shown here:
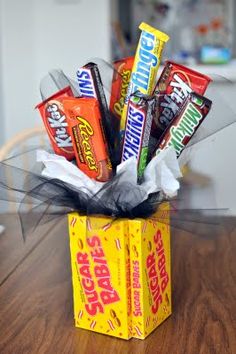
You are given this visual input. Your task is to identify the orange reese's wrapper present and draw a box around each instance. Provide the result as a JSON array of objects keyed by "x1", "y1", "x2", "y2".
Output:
[{"x1": 63, "y1": 97, "x2": 112, "y2": 182}]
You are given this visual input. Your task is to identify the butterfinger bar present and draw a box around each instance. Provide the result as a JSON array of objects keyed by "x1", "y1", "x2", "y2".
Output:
[
  {"x1": 120, "y1": 22, "x2": 169, "y2": 137},
  {"x1": 63, "y1": 97, "x2": 112, "y2": 182},
  {"x1": 155, "y1": 92, "x2": 212, "y2": 157}
]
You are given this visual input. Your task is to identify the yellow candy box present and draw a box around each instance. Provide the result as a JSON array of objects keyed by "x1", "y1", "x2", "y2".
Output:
[{"x1": 68, "y1": 206, "x2": 171, "y2": 340}]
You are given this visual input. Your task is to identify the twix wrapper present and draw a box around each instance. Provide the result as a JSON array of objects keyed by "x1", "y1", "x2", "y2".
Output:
[
  {"x1": 36, "y1": 86, "x2": 75, "y2": 160},
  {"x1": 155, "y1": 92, "x2": 212, "y2": 157},
  {"x1": 110, "y1": 56, "x2": 134, "y2": 121},
  {"x1": 152, "y1": 61, "x2": 212, "y2": 140},
  {"x1": 63, "y1": 97, "x2": 112, "y2": 182},
  {"x1": 120, "y1": 22, "x2": 169, "y2": 137}
]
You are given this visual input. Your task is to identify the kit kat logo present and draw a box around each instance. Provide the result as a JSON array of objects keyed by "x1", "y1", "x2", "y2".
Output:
[
  {"x1": 76, "y1": 116, "x2": 97, "y2": 171},
  {"x1": 159, "y1": 73, "x2": 192, "y2": 126},
  {"x1": 76, "y1": 236, "x2": 120, "y2": 316},
  {"x1": 146, "y1": 229, "x2": 169, "y2": 314},
  {"x1": 46, "y1": 102, "x2": 72, "y2": 148}
]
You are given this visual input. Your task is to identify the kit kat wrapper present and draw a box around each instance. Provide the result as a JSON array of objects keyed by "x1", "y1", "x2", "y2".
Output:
[
  {"x1": 152, "y1": 61, "x2": 212, "y2": 140},
  {"x1": 36, "y1": 86, "x2": 75, "y2": 160}
]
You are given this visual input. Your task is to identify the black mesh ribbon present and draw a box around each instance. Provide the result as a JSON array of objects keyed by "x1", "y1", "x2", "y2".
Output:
[{"x1": 1, "y1": 70, "x2": 236, "y2": 240}]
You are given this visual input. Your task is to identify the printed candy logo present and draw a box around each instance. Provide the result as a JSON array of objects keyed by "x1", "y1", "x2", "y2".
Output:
[
  {"x1": 76, "y1": 68, "x2": 97, "y2": 98},
  {"x1": 113, "y1": 69, "x2": 131, "y2": 118},
  {"x1": 122, "y1": 103, "x2": 145, "y2": 161},
  {"x1": 159, "y1": 73, "x2": 192, "y2": 126},
  {"x1": 46, "y1": 102, "x2": 72, "y2": 148},
  {"x1": 132, "y1": 260, "x2": 142, "y2": 317},
  {"x1": 164, "y1": 102, "x2": 203, "y2": 156},
  {"x1": 146, "y1": 229, "x2": 169, "y2": 314},
  {"x1": 76, "y1": 236, "x2": 120, "y2": 316},
  {"x1": 126, "y1": 31, "x2": 157, "y2": 103},
  {"x1": 76, "y1": 116, "x2": 97, "y2": 171}
]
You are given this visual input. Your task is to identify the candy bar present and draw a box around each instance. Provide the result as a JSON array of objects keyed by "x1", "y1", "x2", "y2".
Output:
[
  {"x1": 110, "y1": 56, "x2": 134, "y2": 121},
  {"x1": 120, "y1": 22, "x2": 169, "y2": 137},
  {"x1": 36, "y1": 86, "x2": 75, "y2": 160},
  {"x1": 152, "y1": 61, "x2": 212, "y2": 139},
  {"x1": 76, "y1": 62, "x2": 114, "y2": 157},
  {"x1": 121, "y1": 93, "x2": 156, "y2": 177},
  {"x1": 155, "y1": 93, "x2": 212, "y2": 157},
  {"x1": 63, "y1": 97, "x2": 112, "y2": 182}
]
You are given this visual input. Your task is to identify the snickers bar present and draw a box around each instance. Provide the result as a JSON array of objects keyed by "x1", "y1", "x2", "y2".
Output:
[{"x1": 121, "y1": 93, "x2": 156, "y2": 177}]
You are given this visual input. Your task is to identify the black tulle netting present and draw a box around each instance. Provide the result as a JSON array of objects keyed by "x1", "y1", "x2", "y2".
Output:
[
  {"x1": 0, "y1": 146, "x2": 235, "y2": 241},
  {"x1": 1, "y1": 69, "x2": 236, "y2": 240}
]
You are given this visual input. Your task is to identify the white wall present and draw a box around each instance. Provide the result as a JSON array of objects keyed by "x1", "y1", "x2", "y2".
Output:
[
  {"x1": 183, "y1": 81, "x2": 236, "y2": 216},
  {"x1": 0, "y1": 0, "x2": 111, "y2": 144}
]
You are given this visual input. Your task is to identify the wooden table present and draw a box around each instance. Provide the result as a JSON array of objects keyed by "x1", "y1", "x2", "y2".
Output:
[{"x1": 0, "y1": 214, "x2": 235, "y2": 354}]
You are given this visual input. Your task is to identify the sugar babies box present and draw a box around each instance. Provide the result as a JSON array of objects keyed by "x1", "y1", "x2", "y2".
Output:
[{"x1": 68, "y1": 205, "x2": 171, "y2": 340}]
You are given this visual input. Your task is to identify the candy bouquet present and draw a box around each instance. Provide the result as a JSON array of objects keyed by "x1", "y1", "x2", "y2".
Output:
[{"x1": 0, "y1": 22, "x2": 234, "y2": 340}]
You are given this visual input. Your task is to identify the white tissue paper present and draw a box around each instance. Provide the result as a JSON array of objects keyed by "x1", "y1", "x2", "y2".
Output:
[{"x1": 37, "y1": 147, "x2": 182, "y2": 207}]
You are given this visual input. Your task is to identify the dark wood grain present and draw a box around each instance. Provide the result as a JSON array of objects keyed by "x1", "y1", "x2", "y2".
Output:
[
  {"x1": 0, "y1": 214, "x2": 58, "y2": 286},
  {"x1": 0, "y1": 214, "x2": 235, "y2": 354}
]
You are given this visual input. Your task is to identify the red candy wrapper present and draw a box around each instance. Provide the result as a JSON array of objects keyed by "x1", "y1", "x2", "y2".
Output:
[
  {"x1": 63, "y1": 97, "x2": 112, "y2": 182},
  {"x1": 36, "y1": 86, "x2": 75, "y2": 160},
  {"x1": 152, "y1": 61, "x2": 212, "y2": 139},
  {"x1": 155, "y1": 92, "x2": 212, "y2": 157},
  {"x1": 110, "y1": 56, "x2": 134, "y2": 121}
]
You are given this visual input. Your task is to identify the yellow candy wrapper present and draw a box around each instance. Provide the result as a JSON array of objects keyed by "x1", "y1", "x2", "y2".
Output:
[
  {"x1": 120, "y1": 22, "x2": 169, "y2": 134},
  {"x1": 68, "y1": 205, "x2": 171, "y2": 340}
]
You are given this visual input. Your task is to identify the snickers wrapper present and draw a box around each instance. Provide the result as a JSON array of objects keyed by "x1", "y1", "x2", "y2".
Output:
[{"x1": 121, "y1": 93, "x2": 156, "y2": 178}]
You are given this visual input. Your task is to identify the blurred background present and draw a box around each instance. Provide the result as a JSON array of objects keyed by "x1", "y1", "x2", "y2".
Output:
[{"x1": 0, "y1": 0, "x2": 236, "y2": 214}]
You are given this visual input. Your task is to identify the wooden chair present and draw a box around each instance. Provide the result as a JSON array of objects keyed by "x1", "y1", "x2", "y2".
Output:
[
  {"x1": 0, "y1": 126, "x2": 49, "y2": 212},
  {"x1": 0, "y1": 126, "x2": 47, "y2": 161}
]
